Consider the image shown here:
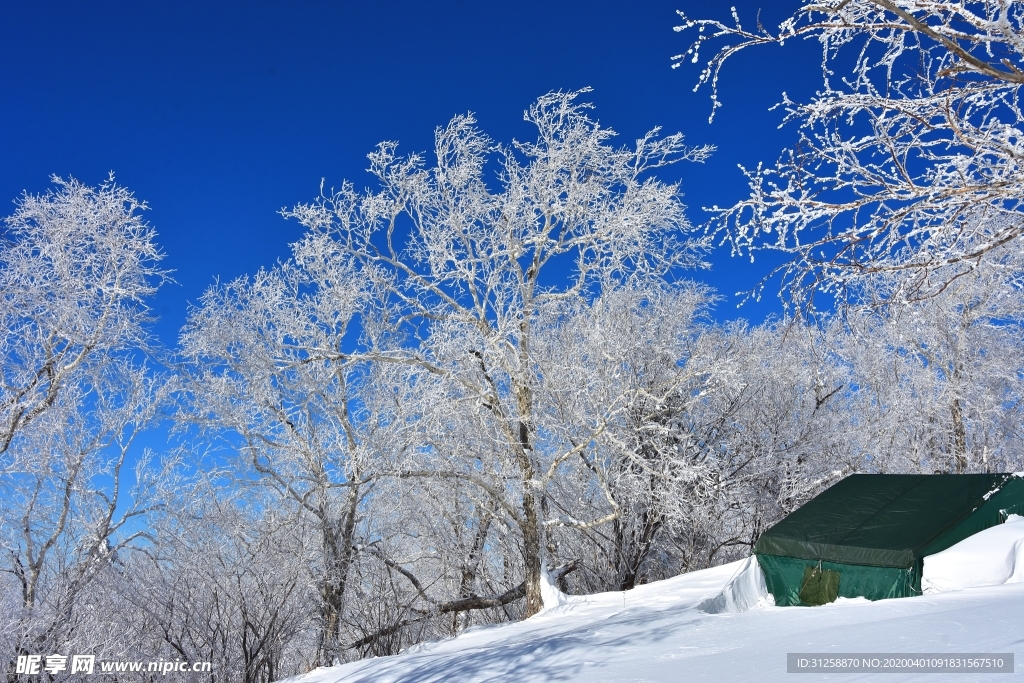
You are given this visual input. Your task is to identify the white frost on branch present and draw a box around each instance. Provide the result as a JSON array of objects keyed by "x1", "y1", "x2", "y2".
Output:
[{"x1": 675, "y1": 1, "x2": 1024, "y2": 307}]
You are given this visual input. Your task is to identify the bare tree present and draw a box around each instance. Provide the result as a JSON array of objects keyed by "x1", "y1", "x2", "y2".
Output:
[{"x1": 675, "y1": 1, "x2": 1024, "y2": 307}]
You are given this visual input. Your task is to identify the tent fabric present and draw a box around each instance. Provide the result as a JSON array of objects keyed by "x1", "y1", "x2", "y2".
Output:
[
  {"x1": 921, "y1": 476, "x2": 1024, "y2": 557},
  {"x1": 753, "y1": 473, "x2": 1024, "y2": 606},
  {"x1": 754, "y1": 474, "x2": 1016, "y2": 569},
  {"x1": 757, "y1": 554, "x2": 916, "y2": 606}
]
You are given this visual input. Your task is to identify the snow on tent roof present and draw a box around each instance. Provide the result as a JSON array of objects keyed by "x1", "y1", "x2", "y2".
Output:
[{"x1": 753, "y1": 474, "x2": 1024, "y2": 569}]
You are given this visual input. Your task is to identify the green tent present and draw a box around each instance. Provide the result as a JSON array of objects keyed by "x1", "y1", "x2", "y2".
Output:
[{"x1": 754, "y1": 473, "x2": 1024, "y2": 606}]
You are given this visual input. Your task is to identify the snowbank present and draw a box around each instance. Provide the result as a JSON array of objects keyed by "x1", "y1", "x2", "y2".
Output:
[
  {"x1": 283, "y1": 558, "x2": 1024, "y2": 683},
  {"x1": 697, "y1": 556, "x2": 774, "y2": 614},
  {"x1": 922, "y1": 514, "x2": 1024, "y2": 594}
]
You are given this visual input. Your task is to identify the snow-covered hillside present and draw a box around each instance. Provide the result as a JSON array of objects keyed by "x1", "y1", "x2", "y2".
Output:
[{"x1": 284, "y1": 559, "x2": 1023, "y2": 683}]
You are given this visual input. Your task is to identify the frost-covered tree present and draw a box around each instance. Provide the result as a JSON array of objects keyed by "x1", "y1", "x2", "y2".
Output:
[
  {"x1": 0, "y1": 367, "x2": 175, "y2": 666},
  {"x1": 702, "y1": 320, "x2": 858, "y2": 534},
  {"x1": 178, "y1": 235, "x2": 388, "y2": 665},
  {"x1": 0, "y1": 176, "x2": 166, "y2": 457},
  {"x1": 532, "y1": 282, "x2": 721, "y2": 590},
  {"x1": 283, "y1": 89, "x2": 713, "y2": 617},
  {"x1": 836, "y1": 264, "x2": 1024, "y2": 473},
  {"x1": 675, "y1": 1, "x2": 1024, "y2": 307},
  {"x1": 543, "y1": 299, "x2": 856, "y2": 590},
  {"x1": 0, "y1": 177, "x2": 173, "y2": 669},
  {"x1": 120, "y1": 482, "x2": 317, "y2": 683}
]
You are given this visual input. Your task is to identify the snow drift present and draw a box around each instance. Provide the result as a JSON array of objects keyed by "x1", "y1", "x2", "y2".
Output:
[
  {"x1": 922, "y1": 513, "x2": 1024, "y2": 593},
  {"x1": 697, "y1": 556, "x2": 774, "y2": 613}
]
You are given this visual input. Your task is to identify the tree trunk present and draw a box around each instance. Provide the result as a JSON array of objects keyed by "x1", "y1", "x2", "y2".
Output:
[
  {"x1": 452, "y1": 512, "x2": 492, "y2": 633},
  {"x1": 951, "y1": 396, "x2": 968, "y2": 473},
  {"x1": 317, "y1": 485, "x2": 361, "y2": 665},
  {"x1": 950, "y1": 355, "x2": 968, "y2": 474},
  {"x1": 617, "y1": 507, "x2": 663, "y2": 591},
  {"x1": 521, "y1": 491, "x2": 543, "y2": 617}
]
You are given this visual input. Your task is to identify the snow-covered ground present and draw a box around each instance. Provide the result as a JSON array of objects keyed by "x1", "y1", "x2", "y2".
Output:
[{"x1": 285, "y1": 556, "x2": 1023, "y2": 683}]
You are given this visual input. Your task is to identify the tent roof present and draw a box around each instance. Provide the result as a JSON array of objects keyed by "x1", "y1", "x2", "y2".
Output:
[{"x1": 753, "y1": 474, "x2": 1022, "y2": 568}]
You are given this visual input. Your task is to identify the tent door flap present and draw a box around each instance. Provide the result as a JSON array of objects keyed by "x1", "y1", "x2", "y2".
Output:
[{"x1": 799, "y1": 564, "x2": 840, "y2": 606}]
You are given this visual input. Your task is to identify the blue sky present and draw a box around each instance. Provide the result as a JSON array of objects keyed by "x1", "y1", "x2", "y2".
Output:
[{"x1": 1, "y1": 1, "x2": 824, "y2": 344}]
